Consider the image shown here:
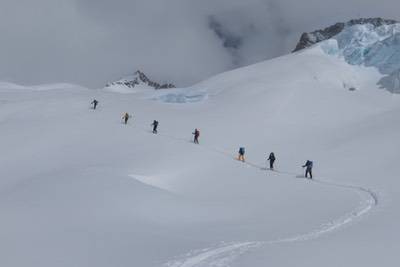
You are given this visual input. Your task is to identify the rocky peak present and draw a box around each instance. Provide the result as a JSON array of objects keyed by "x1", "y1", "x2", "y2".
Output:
[{"x1": 106, "y1": 70, "x2": 175, "y2": 90}]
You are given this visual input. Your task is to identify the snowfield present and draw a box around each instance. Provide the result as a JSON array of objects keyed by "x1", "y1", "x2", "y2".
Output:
[{"x1": 0, "y1": 43, "x2": 399, "y2": 267}]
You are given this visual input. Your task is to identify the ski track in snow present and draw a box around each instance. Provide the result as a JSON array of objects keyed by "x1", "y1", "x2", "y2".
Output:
[{"x1": 158, "y1": 131, "x2": 378, "y2": 267}]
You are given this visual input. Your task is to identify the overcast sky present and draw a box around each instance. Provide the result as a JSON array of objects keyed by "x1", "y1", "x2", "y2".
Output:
[{"x1": 0, "y1": 0, "x2": 399, "y2": 88}]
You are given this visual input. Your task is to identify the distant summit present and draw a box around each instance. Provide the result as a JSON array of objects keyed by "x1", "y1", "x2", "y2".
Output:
[
  {"x1": 106, "y1": 70, "x2": 175, "y2": 90},
  {"x1": 293, "y1": 18, "x2": 397, "y2": 52}
]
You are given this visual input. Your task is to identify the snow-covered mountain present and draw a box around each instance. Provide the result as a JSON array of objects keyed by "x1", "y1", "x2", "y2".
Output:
[
  {"x1": 0, "y1": 18, "x2": 400, "y2": 267},
  {"x1": 105, "y1": 70, "x2": 175, "y2": 93}
]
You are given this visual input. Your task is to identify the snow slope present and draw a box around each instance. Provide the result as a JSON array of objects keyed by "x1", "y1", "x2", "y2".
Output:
[{"x1": 0, "y1": 45, "x2": 399, "y2": 267}]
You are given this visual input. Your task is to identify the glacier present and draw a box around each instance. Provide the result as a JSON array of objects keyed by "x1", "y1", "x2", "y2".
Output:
[{"x1": 319, "y1": 23, "x2": 400, "y2": 92}]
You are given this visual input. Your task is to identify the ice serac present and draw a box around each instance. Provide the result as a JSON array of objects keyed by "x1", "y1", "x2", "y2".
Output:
[
  {"x1": 106, "y1": 70, "x2": 175, "y2": 90},
  {"x1": 293, "y1": 18, "x2": 397, "y2": 52},
  {"x1": 378, "y1": 70, "x2": 400, "y2": 93},
  {"x1": 299, "y1": 18, "x2": 400, "y2": 93}
]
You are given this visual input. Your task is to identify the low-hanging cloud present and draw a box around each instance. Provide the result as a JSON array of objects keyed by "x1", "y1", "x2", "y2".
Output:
[{"x1": 0, "y1": 0, "x2": 400, "y2": 88}]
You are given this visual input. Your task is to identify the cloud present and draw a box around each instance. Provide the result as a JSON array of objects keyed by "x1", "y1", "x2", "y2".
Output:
[{"x1": 0, "y1": 0, "x2": 399, "y2": 88}]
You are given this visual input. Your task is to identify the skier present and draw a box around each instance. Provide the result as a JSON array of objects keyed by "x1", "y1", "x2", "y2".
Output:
[
  {"x1": 91, "y1": 99, "x2": 98, "y2": 110},
  {"x1": 238, "y1": 147, "x2": 245, "y2": 162},
  {"x1": 192, "y1": 128, "x2": 200, "y2": 144},
  {"x1": 302, "y1": 160, "x2": 313, "y2": 179},
  {"x1": 267, "y1": 152, "x2": 276, "y2": 169},
  {"x1": 122, "y1": 112, "x2": 131, "y2": 125},
  {"x1": 151, "y1": 120, "x2": 159, "y2": 134}
]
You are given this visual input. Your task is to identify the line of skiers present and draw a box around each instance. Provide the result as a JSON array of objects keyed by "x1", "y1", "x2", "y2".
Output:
[
  {"x1": 237, "y1": 148, "x2": 312, "y2": 178},
  {"x1": 90, "y1": 99, "x2": 313, "y2": 179}
]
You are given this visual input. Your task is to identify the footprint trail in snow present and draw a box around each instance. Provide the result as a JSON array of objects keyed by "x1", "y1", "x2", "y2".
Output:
[{"x1": 161, "y1": 133, "x2": 378, "y2": 267}]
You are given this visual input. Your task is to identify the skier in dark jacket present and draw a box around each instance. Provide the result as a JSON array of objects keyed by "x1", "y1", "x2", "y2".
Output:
[
  {"x1": 238, "y1": 147, "x2": 245, "y2": 162},
  {"x1": 122, "y1": 113, "x2": 131, "y2": 125},
  {"x1": 192, "y1": 129, "x2": 200, "y2": 144},
  {"x1": 302, "y1": 160, "x2": 313, "y2": 179},
  {"x1": 151, "y1": 120, "x2": 159, "y2": 134},
  {"x1": 267, "y1": 152, "x2": 276, "y2": 169},
  {"x1": 91, "y1": 99, "x2": 98, "y2": 110}
]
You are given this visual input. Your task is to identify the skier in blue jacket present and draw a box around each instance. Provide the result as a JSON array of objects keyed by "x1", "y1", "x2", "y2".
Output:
[{"x1": 302, "y1": 160, "x2": 313, "y2": 179}]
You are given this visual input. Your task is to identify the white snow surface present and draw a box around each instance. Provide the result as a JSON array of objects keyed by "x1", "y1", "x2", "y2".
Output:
[
  {"x1": 0, "y1": 46, "x2": 399, "y2": 267},
  {"x1": 104, "y1": 82, "x2": 154, "y2": 94},
  {"x1": 0, "y1": 82, "x2": 87, "y2": 92}
]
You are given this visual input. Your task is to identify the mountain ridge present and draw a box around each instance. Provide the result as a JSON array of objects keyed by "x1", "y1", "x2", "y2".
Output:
[{"x1": 106, "y1": 70, "x2": 175, "y2": 90}]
